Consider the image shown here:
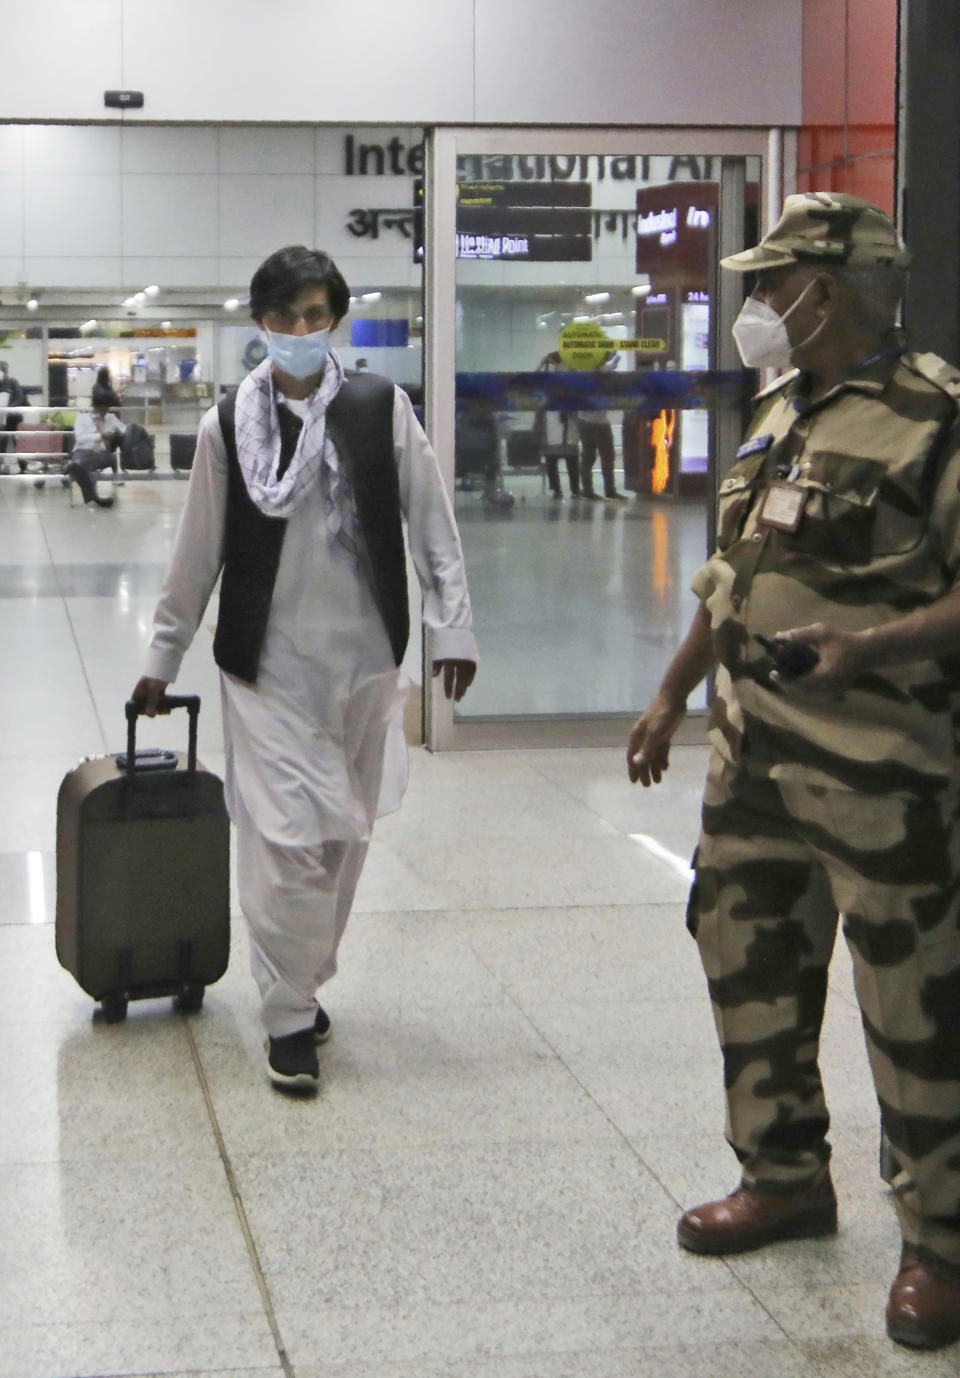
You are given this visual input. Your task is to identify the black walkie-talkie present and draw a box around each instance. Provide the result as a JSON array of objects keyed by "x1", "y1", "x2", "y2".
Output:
[{"x1": 756, "y1": 634, "x2": 820, "y2": 679}]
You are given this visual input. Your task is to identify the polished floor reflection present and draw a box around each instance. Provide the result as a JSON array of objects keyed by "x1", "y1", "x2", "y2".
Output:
[
  {"x1": 455, "y1": 473, "x2": 709, "y2": 718},
  {"x1": 0, "y1": 476, "x2": 923, "y2": 1377}
]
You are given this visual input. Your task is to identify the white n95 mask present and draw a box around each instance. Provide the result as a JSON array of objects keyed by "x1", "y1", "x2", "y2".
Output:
[{"x1": 731, "y1": 279, "x2": 819, "y2": 369}]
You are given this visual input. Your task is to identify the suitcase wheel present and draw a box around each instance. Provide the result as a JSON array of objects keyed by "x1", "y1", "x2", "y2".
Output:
[
  {"x1": 101, "y1": 992, "x2": 128, "y2": 1024},
  {"x1": 174, "y1": 983, "x2": 205, "y2": 1015}
]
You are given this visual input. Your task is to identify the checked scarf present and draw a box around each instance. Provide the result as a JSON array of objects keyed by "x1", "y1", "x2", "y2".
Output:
[{"x1": 233, "y1": 354, "x2": 358, "y2": 556}]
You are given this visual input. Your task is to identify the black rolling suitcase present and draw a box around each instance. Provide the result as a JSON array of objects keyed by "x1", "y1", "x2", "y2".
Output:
[
  {"x1": 169, "y1": 433, "x2": 197, "y2": 471},
  {"x1": 56, "y1": 695, "x2": 230, "y2": 1022}
]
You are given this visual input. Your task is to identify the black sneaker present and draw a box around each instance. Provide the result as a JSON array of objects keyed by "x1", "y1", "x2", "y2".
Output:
[
  {"x1": 266, "y1": 1028, "x2": 319, "y2": 1090},
  {"x1": 313, "y1": 1005, "x2": 332, "y2": 1045}
]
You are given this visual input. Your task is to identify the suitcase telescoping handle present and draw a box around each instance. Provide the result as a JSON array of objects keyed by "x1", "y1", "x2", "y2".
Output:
[{"x1": 124, "y1": 695, "x2": 200, "y2": 778}]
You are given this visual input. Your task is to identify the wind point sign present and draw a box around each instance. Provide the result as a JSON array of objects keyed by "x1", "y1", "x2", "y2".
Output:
[{"x1": 558, "y1": 321, "x2": 666, "y2": 370}]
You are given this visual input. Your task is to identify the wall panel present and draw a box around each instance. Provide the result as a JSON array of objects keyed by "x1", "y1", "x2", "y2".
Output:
[
  {"x1": 474, "y1": 0, "x2": 802, "y2": 126},
  {"x1": 3, "y1": 0, "x2": 800, "y2": 127},
  {"x1": 798, "y1": 0, "x2": 895, "y2": 211},
  {"x1": 3, "y1": 125, "x2": 428, "y2": 296},
  {"x1": 120, "y1": 174, "x2": 219, "y2": 257},
  {"x1": 800, "y1": 0, "x2": 845, "y2": 125},
  {"x1": 0, "y1": 176, "x2": 23, "y2": 258},
  {"x1": 0, "y1": 2, "x2": 123, "y2": 122},
  {"x1": 25, "y1": 175, "x2": 122, "y2": 257},
  {"x1": 121, "y1": 0, "x2": 473, "y2": 124},
  {"x1": 219, "y1": 128, "x2": 317, "y2": 176},
  {"x1": 219, "y1": 176, "x2": 315, "y2": 256},
  {"x1": 23, "y1": 125, "x2": 121, "y2": 174},
  {"x1": 120, "y1": 127, "x2": 220, "y2": 174}
]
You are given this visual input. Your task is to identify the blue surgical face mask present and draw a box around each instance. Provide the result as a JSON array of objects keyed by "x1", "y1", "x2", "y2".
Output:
[{"x1": 264, "y1": 327, "x2": 331, "y2": 379}]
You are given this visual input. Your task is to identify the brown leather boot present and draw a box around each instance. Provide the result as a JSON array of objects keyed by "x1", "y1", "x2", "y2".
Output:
[
  {"x1": 886, "y1": 1248, "x2": 960, "y2": 1349},
  {"x1": 677, "y1": 1175, "x2": 838, "y2": 1256}
]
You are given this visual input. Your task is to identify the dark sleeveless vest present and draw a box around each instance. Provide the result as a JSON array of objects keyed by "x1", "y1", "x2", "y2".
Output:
[{"x1": 213, "y1": 371, "x2": 409, "y2": 683}]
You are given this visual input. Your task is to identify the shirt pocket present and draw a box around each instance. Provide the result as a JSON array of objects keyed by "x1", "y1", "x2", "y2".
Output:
[{"x1": 797, "y1": 452, "x2": 919, "y2": 564}]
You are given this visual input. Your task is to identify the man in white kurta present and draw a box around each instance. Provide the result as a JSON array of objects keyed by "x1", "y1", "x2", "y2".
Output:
[{"x1": 133, "y1": 246, "x2": 476, "y2": 1091}]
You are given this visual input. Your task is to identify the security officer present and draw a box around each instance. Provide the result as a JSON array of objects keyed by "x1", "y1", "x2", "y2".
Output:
[{"x1": 627, "y1": 192, "x2": 960, "y2": 1351}]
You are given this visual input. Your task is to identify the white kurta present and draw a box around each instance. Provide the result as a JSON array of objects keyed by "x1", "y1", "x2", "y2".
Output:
[{"x1": 143, "y1": 382, "x2": 477, "y2": 1034}]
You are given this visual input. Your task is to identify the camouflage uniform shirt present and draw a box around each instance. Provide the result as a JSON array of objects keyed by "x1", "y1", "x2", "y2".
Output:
[{"x1": 692, "y1": 349, "x2": 960, "y2": 796}]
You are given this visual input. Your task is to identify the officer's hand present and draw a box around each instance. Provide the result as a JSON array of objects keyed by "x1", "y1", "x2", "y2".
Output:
[
  {"x1": 626, "y1": 693, "x2": 687, "y2": 786},
  {"x1": 130, "y1": 675, "x2": 169, "y2": 717},
  {"x1": 432, "y1": 659, "x2": 477, "y2": 702},
  {"x1": 769, "y1": 623, "x2": 862, "y2": 694}
]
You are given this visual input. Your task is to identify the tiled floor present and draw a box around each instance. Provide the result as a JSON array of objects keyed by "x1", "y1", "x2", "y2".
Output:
[{"x1": 0, "y1": 473, "x2": 948, "y2": 1377}]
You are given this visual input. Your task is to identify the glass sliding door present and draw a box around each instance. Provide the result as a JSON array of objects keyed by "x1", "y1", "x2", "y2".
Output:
[{"x1": 423, "y1": 129, "x2": 776, "y2": 748}]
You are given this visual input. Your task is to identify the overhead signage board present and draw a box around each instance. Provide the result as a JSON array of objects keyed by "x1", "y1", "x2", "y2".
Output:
[
  {"x1": 456, "y1": 181, "x2": 593, "y2": 264},
  {"x1": 635, "y1": 183, "x2": 718, "y2": 285},
  {"x1": 456, "y1": 181, "x2": 592, "y2": 208},
  {"x1": 456, "y1": 233, "x2": 592, "y2": 263}
]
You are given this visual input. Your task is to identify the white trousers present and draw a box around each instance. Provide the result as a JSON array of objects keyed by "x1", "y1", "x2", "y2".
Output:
[
  {"x1": 234, "y1": 788, "x2": 370, "y2": 1037},
  {"x1": 220, "y1": 659, "x2": 401, "y2": 1039}
]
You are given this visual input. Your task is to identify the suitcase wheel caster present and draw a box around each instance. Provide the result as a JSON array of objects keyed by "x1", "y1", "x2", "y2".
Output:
[
  {"x1": 174, "y1": 983, "x2": 205, "y2": 1015},
  {"x1": 101, "y1": 993, "x2": 128, "y2": 1023}
]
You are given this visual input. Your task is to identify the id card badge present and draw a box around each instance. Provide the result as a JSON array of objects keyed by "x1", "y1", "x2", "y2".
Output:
[{"x1": 759, "y1": 482, "x2": 806, "y2": 532}]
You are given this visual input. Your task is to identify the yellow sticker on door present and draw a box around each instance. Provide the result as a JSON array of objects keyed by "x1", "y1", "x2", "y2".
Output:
[{"x1": 558, "y1": 321, "x2": 666, "y2": 369}]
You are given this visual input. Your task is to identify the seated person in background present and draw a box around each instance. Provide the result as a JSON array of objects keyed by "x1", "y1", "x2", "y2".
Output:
[{"x1": 66, "y1": 395, "x2": 126, "y2": 509}]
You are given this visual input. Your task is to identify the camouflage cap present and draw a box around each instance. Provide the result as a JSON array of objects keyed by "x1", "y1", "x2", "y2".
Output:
[{"x1": 720, "y1": 192, "x2": 911, "y2": 273}]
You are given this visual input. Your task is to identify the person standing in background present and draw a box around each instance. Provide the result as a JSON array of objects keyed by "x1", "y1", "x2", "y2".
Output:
[
  {"x1": 0, "y1": 360, "x2": 28, "y2": 459},
  {"x1": 92, "y1": 365, "x2": 123, "y2": 413},
  {"x1": 536, "y1": 350, "x2": 580, "y2": 500},
  {"x1": 578, "y1": 350, "x2": 627, "y2": 501}
]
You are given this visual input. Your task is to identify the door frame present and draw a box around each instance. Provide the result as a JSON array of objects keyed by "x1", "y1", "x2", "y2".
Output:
[{"x1": 422, "y1": 125, "x2": 794, "y2": 751}]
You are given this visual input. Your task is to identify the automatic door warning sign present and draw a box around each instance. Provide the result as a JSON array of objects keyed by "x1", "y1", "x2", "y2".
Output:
[{"x1": 558, "y1": 321, "x2": 667, "y2": 370}]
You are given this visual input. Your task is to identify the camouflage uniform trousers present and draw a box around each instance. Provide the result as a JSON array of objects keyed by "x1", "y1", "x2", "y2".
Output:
[{"x1": 690, "y1": 749, "x2": 960, "y2": 1273}]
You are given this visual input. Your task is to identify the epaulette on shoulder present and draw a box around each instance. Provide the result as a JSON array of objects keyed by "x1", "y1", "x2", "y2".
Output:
[
  {"x1": 902, "y1": 351, "x2": 960, "y2": 407},
  {"x1": 753, "y1": 368, "x2": 799, "y2": 402}
]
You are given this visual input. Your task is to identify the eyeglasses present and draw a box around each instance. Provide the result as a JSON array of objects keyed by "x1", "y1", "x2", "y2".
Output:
[{"x1": 261, "y1": 304, "x2": 335, "y2": 333}]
